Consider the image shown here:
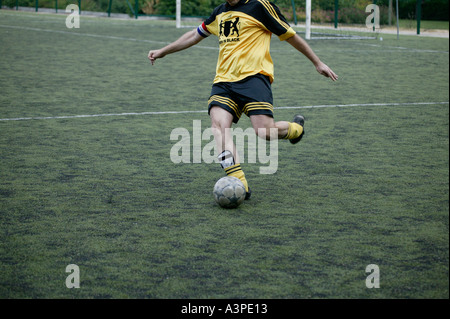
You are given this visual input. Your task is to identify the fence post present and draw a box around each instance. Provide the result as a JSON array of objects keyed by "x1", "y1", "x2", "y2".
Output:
[
  {"x1": 35, "y1": 0, "x2": 38, "y2": 12},
  {"x1": 334, "y1": 0, "x2": 338, "y2": 29},
  {"x1": 416, "y1": 0, "x2": 421, "y2": 35},
  {"x1": 135, "y1": 0, "x2": 138, "y2": 19},
  {"x1": 388, "y1": 0, "x2": 392, "y2": 25},
  {"x1": 78, "y1": 0, "x2": 81, "y2": 15},
  {"x1": 396, "y1": 0, "x2": 399, "y2": 39},
  {"x1": 108, "y1": 0, "x2": 113, "y2": 17},
  {"x1": 290, "y1": 0, "x2": 297, "y2": 25}
]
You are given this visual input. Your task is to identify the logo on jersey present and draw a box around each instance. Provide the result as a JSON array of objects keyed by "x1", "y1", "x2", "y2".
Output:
[{"x1": 219, "y1": 17, "x2": 240, "y2": 40}]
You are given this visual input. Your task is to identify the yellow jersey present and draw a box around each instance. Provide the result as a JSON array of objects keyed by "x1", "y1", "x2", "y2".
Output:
[{"x1": 197, "y1": 0, "x2": 296, "y2": 83}]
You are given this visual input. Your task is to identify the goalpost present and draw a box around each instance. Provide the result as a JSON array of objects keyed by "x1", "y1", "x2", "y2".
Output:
[
  {"x1": 176, "y1": 0, "x2": 181, "y2": 29},
  {"x1": 175, "y1": 0, "x2": 204, "y2": 29},
  {"x1": 302, "y1": 0, "x2": 378, "y2": 40},
  {"x1": 305, "y1": 0, "x2": 311, "y2": 40},
  {"x1": 176, "y1": 0, "x2": 378, "y2": 40}
]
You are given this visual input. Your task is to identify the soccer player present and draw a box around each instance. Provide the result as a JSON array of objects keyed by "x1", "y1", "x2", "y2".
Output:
[{"x1": 148, "y1": 0, "x2": 338, "y2": 199}]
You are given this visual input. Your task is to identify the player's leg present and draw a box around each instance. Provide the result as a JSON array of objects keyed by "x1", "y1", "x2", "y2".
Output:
[
  {"x1": 209, "y1": 106, "x2": 251, "y2": 199},
  {"x1": 250, "y1": 115, "x2": 287, "y2": 140},
  {"x1": 210, "y1": 106, "x2": 239, "y2": 163},
  {"x1": 250, "y1": 114, "x2": 304, "y2": 143},
  {"x1": 237, "y1": 74, "x2": 304, "y2": 143}
]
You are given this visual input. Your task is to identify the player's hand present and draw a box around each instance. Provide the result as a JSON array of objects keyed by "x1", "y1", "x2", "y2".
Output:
[
  {"x1": 315, "y1": 61, "x2": 338, "y2": 81},
  {"x1": 148, "y1": 50, "x2": 165, "y2": 65}
]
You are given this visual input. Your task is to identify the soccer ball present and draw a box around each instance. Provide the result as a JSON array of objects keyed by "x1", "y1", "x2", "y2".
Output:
[{"x1": 213, "y1": 176, "x2": 246, "y2": 208}]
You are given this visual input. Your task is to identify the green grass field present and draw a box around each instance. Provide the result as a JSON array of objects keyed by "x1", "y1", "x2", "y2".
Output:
[{"x1": 0, "y1": 10, "x2": 448, "y2": 299}]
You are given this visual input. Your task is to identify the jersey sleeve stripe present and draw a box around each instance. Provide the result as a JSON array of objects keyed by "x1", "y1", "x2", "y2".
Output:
[
  {"x1": 258, "y1": 0, "x2": 279, "y2": 20},
  {"x1": 257, "y1": 0, "x2": 290, "y2": 31}
]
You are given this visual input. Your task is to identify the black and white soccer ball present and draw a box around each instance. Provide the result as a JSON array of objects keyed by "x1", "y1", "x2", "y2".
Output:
[{"x1": 213, "y1": 176, "x2": 246, "y2": 209}]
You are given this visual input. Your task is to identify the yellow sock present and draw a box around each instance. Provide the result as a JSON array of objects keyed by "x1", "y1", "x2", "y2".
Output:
[
  {"x1": 224, "y1": 164, "x2": 249, "y2": 192},
  {"x1": 284, "y1": 122, "x2": 303, "y2": 140}
]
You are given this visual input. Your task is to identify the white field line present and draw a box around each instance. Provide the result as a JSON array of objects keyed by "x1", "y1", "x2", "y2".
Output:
[
  {"x1": 276, "y1": 101, "x2": 449, "y2": 110},
  {"x1": 0, "y1": 102, "x2": 448, "y2": 122},
  {"x1": 353, "y1": 42, "x2": 449, "y2": 54}
]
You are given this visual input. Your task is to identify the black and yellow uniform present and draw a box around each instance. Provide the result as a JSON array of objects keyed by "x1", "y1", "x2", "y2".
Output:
[
  {"x1": 198, "y1": 0, "x2": 296, "y2": 83},
  {"x1": 208, "y1": 73, "x2": 273, "y2": 123},
  {"x1": 197, "y1": 0, "x2": 296, "y2": 123},
  {"x1": 197, "y1": 0, "x2": 302, "y2": 197}
]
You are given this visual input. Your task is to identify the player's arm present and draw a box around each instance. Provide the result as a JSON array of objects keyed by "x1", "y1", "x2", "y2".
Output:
[
  {"x1": 148, "y1": 28, "x2": 204, "y2": 65},
  {"x1": 286, "y1": 34, "x2": 338, "y2": 81}
]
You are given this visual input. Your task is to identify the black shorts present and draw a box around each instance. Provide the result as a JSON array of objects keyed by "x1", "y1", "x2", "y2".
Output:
[{"x1": 208, "y1": 73, "x2": 274, "y2": 123}]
